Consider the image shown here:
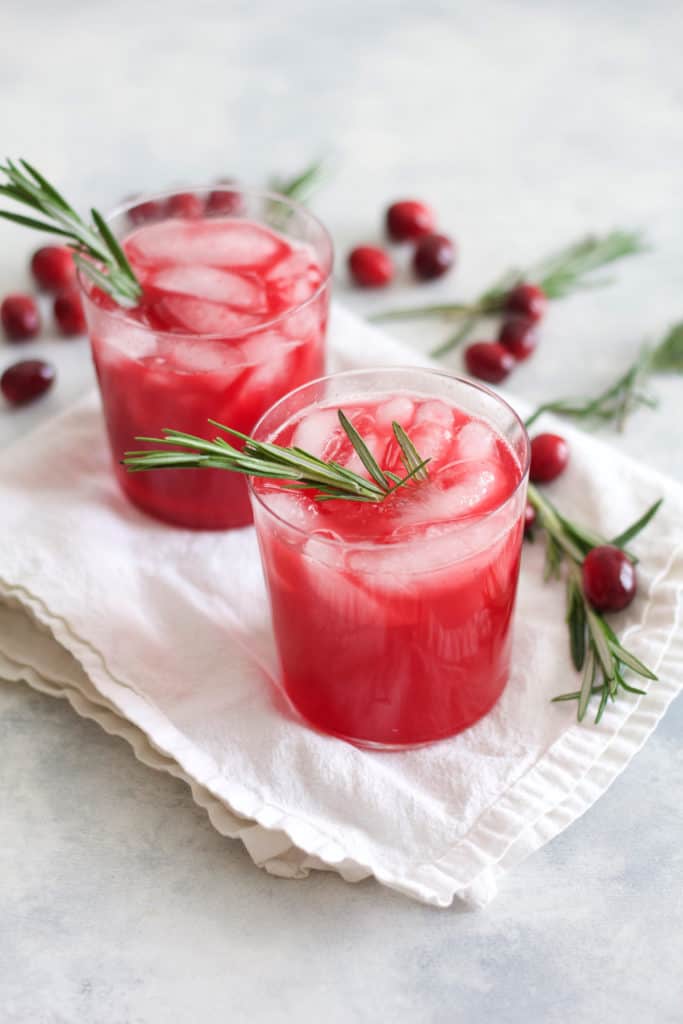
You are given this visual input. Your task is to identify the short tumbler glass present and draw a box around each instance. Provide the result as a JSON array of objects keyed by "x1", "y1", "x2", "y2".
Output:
[
  {"x1": 249, "y1": 368, "x2": 530, "y2": 750},
  {"x1": 80, "y1": 187, "x2": 333, "y2": 530}
]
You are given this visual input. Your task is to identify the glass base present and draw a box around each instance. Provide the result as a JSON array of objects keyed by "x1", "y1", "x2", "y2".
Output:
[{"x1": 287, "y1": 681, "x2": 509, "y2": 751}]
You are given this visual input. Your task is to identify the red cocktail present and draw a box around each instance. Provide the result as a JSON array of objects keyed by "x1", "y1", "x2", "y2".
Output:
[
  {"x1": 250, "y1": 369, "x2": 529, "y2": 748},
  {"x1": 81, "y1": 188, "x2": 332, "y2": 529}
]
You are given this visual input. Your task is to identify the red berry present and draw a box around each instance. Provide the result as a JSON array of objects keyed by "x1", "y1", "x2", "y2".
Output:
[
  {"x1": 54, "y1": 288, "x2": 86, "y2": 336},
  {"x1": 530, "y1": 433, "x2": 569, "y2": 483},
  {"x1": 206, "y1": 187, "x2": 243, "y2": 215},
  {"x1": 505, "y1": 282, "x2": 547, "y2": 322},
  {"x1": 1, "y1": 359, "x2": 55, "y2": 405},
  {"x1": 386, "y1": 200, "x2": 436, "y2": 242},
  {"x1": 31, "y1": 246, "x2": 76, "y2": 292},
  {"x1": 582, "y1": 545, "x2": 637, "y2": 612},
  {"x1": 1, "y1": 294, "x2": 41, "y2": 341},
  {"x1": 348, "y1": 245, "x2": 394, "y2": 287},
  {"x1": 165, "y1": 192, "x2": 204, "y2": 218},
  {"x1": 498, "y1": 316, "x2": 539, "y2": 361},
  {"x1": 524, "y1": 502, "x2": 537, "y2": 533},
  {"x1": 413, "y1": 233, "x2": 455, "y2": 281},
  {"x1": 128, "y1": 198, "x2": 163, "y2": 226},
  {"x1": 464, "y1": 342, "x2": 515, "y2": 384}
]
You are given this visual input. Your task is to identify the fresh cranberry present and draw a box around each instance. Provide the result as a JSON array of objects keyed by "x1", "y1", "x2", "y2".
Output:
[
  {"x1": 498, "y1": 316, "x2": 539, "y2": 361},
  {"x1": 1, "y1": 359, "x2": 55, "y2": 405},
  {"x1": 524, "y1": 502, "x2": 537, "y2": 534},
  {"x1": 165, "y1": 192, "x2": 204, "y2": 218},
  {"x1": 348, "y1": 245, "x2": 394, "y2": 287},
  {"x1": 386, "y1": 200, "x2": 436, "y2": 242},
  {"x1": 530, "y1": 433, "x2": 569, "y2": 483},
  {"x1": 54, "y1": 288, "x2": 86, "y2": 336},
  {"x1": 1, "y1": 294, "x2": 41, "y2": 341},
  {"x1": 413, "y1": 233, "x2": 455, "y2": 281},
  {"x1": 582, "y1": 545, "x2": 637, "y2": 612},
  {"x1": 464, "y1": 342, "x2": 515, "y2": 384},
  {"x1": 206, "y1": 187, "x2": 243, "y2": 216},
  {"x1": 505, "y1": 282, "x2": 547, "y2": 322},
  {"x1": 30, "y1": 246, "x2": 76, "y2": 292},
  {"x1": 128, "y1": 198, "x2": 163, "y2": 225}
]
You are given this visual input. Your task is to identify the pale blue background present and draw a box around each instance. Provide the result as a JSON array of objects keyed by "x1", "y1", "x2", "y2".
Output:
[{"x1": 1, "y1": 2, "x2": 682, "y2": 1021}]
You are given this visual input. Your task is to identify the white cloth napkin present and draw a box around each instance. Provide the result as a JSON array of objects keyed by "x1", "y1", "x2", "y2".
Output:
[{"x1": 1, "y1": 304, "x2": 682, "y2": 908}]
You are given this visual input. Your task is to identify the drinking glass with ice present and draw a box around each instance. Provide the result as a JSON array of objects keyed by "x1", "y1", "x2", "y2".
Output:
[
  {"x1": 80, "y1": 187, "x2": 333, "y2": 529},
  {"x1": 249, "y1": 368, "x2": 530, "y2": 748}
]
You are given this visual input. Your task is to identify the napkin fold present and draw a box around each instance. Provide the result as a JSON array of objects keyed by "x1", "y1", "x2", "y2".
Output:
[{"x1": 1, "y1": 305, "x2": 682, "y2": 908}]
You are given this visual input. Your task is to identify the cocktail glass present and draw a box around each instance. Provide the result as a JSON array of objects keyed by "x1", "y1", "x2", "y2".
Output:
[
  {"x1": 249, "y1": 368, "x2": 530, "y2": 749},
  {"x1": 80, "y1": 187, "x2": 333, "y2": 529}
]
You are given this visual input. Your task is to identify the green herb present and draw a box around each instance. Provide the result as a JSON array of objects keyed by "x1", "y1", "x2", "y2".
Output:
[
  {"x1": 122, "y1": 412, "x2": 429, "y2": 504},
  {"x1": 370, "y1": 230, "x2": 646, "y2": 357},
  {"x1": 0, "y1": 158, "x2": 142, "y2": 305},
  {"x1": 527, "y1": 482, "x2": 661, "y2": 723},
  {"x1": 525, "y1": 321, "x2": 683, "y2": 431},
  {"x1": 270, "y1": 158, "x2": 332, "y2": 205}
]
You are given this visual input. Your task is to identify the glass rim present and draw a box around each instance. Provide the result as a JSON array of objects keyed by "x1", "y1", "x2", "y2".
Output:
[
  {"x1": 248, "y1": 366, "x2": 531, "y2": 552},
  {"x1": 76, "y1": 184, "x2": 334, "y2": 342}
]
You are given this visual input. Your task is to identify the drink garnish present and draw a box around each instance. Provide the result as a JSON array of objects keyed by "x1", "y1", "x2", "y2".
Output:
[
  {"x1": 370, "y1": 230, "x2": 647, "y2": 356},
  {"x1": 122, "y1": 410, "x2": 430, "y2": 503},
  {"x1": 0, "y1": 159, "x2": 142, "y2": 305},
  {"x1": 527, "y1": 482, "x2": 661, "y2": 723},
  {"x1": 525, "y1": 321, "x2": 683, "y2": 431}
]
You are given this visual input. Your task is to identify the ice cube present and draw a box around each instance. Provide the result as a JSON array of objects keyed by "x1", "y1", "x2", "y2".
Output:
[
  {"x1": 292, "y1": 408, "x2": 340, "y2": 459},
  {"x1": 153, "y1": 295, "x2": 260, "y2": 335},
  {"x1": 259, "y1": 488, "x2": 322, "y2": 533},
  {"x1": 267, "y1": 246, "x2": 322, "y2": 306},
  {"x1": 150, "y1": 265, "x2": 266, "y2": 311},
  {"x1": 169, "y1": 338, "x2": 247, "y2": 375},
  {"x1": 303, "y1": 534, "x2": 390, "y2": 620},
  {"x1": 349, "y1": 521, "x2": 475, "y2": 583},
  {"x1": 345, "y1": 545, "x2": 426, "y2": 601},
  {"x1": 239, "y1": 331, "x2": 301, "y2": 396},
  {"x1": 125, "y1": 218, "x2": 284, "y2": 269},
  {"x1": 374, "y1": 396, "x2": 415, "y2": 430},
  {"x1": 282, "y1": 303, "x2": 321, "y2": 342},
  {"x1": 99, "y1": 318, "x2": 157, "y2": 360},
  {"x1": 413, "y1": 399, "x2": 454, "y2": 428},
  {"x1": 427, "y1": 464, "x2": 507, "y2": 518},
  {"x1": 409, "y1": 420, "x2": 454, "y2": 466},
  {"x1": 455, "y1": 418, "x2": 496, "y2": 461}
]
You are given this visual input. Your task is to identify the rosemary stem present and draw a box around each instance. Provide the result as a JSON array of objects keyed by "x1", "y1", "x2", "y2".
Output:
[
  {"x1": 526, "y1": 483, "x2": 585, "y2": 563},
  {"x1": 369, "y1": 301, "x2": 484, "y2": 324}
]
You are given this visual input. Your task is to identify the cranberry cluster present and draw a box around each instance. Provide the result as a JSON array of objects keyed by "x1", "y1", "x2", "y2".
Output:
[
  {"x1": 1, "y1": 244, "x2": 86, "y2": 406},
  {"x1": 524, "y1": 433, "x2": 637, "y2": 613},
  {"x1": 464, "y1": 282, "x2": 546, "y2": 385},
  {"x1": 348, "y1": 200, "x2": 455, "y2": 288}
]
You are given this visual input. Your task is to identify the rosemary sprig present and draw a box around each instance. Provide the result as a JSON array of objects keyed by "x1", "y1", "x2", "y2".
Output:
[
  {"x1": 270, "y1": 158, "x2": 332, "y2": 204},
  {"x1": 370, "y1": 230, "x2": 646, "y2": 357},
  {"x1": 525, "y1": 321, "x2": 683, "y2": 431},
  {"x1": 0, "y1": 158, "x2": 142, "y2": 305},
  {"x1": 527, "y1": 482, "x2": 661, "y2": 723},
  {"x1": 122, "y1": 411, "x2": 430, "y2": 503}
]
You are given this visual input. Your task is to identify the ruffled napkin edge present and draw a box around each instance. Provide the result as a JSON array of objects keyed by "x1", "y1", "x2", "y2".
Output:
[{"x1": 2, "y1": 531, "x2": 681, "y2": 908}]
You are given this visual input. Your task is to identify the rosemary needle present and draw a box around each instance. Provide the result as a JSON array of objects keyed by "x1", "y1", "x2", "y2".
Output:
[
  {"x1": 528, "y1": 482, "x2": 661, "y2": 724},
  {"x1": 0, "y1": 158, "x2": 142, "y2": 305},
  {"x1": 123, "y1": 411, "x2": 430, "y2": 504},
  {"x1": 525, "y1": 322, "x2": 683, "y2": 431},
  {"x1": 370, "y1": 230, "x2": 647, "y2": 357}
]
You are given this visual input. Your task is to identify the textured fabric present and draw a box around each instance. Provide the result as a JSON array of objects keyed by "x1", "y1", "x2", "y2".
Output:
[{"x1": 1, "y1": 304, "x2": 681, "y2": 907}]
